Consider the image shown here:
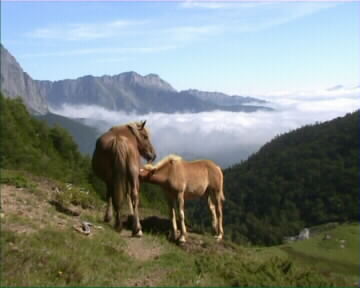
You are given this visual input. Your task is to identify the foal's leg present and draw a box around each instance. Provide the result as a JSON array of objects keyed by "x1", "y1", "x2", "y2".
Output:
[
  {"x1": 130, "y1": 179, "x2": 142, "y2": 237},
  {"x1": 208, "y1": 194, "x2": 218, "y2": 236},
  {"x1": 104, "y1": 183, "x2": 113, "y2": 223},
  {"x1": 167, "y1": 196, "x2": 178, "y2": 241},
  {"x1": 215, "y1": 196, "x2": 224, "y2": 241},
  {"x1": 178, "y1": 192, "x2": 187, "y2": 243}
]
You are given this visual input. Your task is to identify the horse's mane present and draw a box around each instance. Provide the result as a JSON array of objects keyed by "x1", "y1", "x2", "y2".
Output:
[{"x1": 145, "y1": 154, "x2": 182, "y2": 170}]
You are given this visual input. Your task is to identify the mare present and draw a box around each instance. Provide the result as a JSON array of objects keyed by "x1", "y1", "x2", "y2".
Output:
[{"x1": 92, "y1": 121, "x2": 156, "y2": 236}]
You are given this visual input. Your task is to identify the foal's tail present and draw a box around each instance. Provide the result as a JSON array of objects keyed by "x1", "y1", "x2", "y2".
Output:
[
  {"x1": 111, "y1": 136, "x2": 129, "y2": 206},
  {"x1": 217, "y1": 166, "x2": 225, "y2": 202}
]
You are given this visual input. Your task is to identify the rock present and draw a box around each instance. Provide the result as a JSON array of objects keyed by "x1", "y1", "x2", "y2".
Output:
[
  {"x1": 298, "y1": 228, "x2": 310, "y2": 240},
  {"x1": 323, "y1": 234, "x2": 331, "y2": 240}
]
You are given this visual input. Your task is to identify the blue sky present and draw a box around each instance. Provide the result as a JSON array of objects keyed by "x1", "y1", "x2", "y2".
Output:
[{"x1": 1, "y1": 1, "x2": 359, "y2": 96}]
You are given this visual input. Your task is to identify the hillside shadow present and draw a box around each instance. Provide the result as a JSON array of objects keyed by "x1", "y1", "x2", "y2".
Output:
[{"x1": 123, "y1": 215, "x2": 171, "y2": 235}]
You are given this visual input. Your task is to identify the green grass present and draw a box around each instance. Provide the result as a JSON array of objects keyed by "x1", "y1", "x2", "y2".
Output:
[
  {"x1": 0, "y1": 170, "x2": 38, "y2": 193},
  {"x1": 1, "y1": 227, "x2": 135, "y2": 286},
  {"x1": 1, "y1": 223, "x2": 341, "y2": 287},
  {"x1": 54, "y1": 181, "x2": 103, "y2": 210}
]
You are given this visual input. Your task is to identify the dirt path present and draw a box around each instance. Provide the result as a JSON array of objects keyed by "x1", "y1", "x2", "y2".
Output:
[
  {"x1": 121, "y1": 229, "x2": 163, "y2": 262},
  {"x1": 121, "y1": 230, "x2": 167, "y2": 286}
]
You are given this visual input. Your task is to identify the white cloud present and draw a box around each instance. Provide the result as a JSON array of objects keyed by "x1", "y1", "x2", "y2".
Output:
[
  {"x1": 27, "y1": 19, "x2": 145, "y2": 41},
  {"x1": 165, "y1": 25, "x2": 223, "y2": 42},
  {"x1": 20, "y1": 46, "x2": 176, "y2": 58},
  {"x1": 179, "y1": 1, "x2": 338, "y2": 32},
  {"x1": 180, "y1": 1, "x2": 232, "y2": 9},
  {"x1": 49, "y1": 85, "x2": 358, "y2": 167}
]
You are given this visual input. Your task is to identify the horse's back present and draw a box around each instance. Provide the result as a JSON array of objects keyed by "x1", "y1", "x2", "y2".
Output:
[
  {"x1": 92, "y1": 127, "x2": 137, "y2": 183},
  {"x1": 92, "y1": 131, "x2": 115, "y2": 182},
  {"x1": 178, "y1": 159, "x2": 221, "y2": 196}
]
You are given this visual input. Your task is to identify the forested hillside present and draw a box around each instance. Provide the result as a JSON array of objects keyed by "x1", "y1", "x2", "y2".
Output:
[
  {"x1": 1, "y1": 94, "x2": 88, "y2": 183},
  {"x1": 36, "y1": 113, "x2": 100, "y2": 155},
  {"x1": 0, "y1": 94, "x2": 165, "y2": 210},
  {"x1": 188, "y1": 111, "x2": 359, "y2": 245}
]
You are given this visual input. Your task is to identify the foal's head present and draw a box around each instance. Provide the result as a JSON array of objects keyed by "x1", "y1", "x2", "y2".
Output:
[{"x1": 139, "y1": 154, "x2": 182, "y2": 181}]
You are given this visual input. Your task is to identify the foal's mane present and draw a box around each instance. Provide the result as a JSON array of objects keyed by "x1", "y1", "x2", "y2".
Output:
[{"x1": 145, "y1": 154, "x2": 182, "y2": 170}]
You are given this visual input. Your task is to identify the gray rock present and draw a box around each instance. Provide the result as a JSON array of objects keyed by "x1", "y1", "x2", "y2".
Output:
[{"x1": 0, "y1": 44, "x2": 48, "y2": 114}]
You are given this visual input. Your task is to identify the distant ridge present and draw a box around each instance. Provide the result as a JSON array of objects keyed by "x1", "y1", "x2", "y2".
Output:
[{"x1": 1, "y1": 45, "x2": 271, "y2": 114}]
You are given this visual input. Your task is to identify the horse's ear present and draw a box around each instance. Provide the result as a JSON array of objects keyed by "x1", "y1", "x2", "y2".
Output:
[{"x1": 140, "y1": 120, "x2": 146, "y2": 129}]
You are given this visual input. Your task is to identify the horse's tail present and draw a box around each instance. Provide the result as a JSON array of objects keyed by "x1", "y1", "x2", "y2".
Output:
[
  {"x1": 111, "y1": 136, "x2": 129, "y2": 207},
  {"x1": 217, "y1": 166, "x2": 225, "y2": 202}
]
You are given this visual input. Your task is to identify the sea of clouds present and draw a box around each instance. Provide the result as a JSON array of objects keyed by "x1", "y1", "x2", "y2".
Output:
[{"x1": 50, "y1": 85, "x2": 359, "y2": 167}]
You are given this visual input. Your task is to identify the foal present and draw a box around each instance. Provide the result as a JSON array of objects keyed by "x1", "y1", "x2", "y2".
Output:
[{"x1": 139, "y1": 155, "x2": 224, "y2": 243}]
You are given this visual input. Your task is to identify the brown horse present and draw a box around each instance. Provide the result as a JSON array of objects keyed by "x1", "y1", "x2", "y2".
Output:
[
  {"x1": 92, "y1": 121, "x2": 156, "y2": 236},
  {"x1": 139, "y1": 155, "x2": 224, "y2": 243}
]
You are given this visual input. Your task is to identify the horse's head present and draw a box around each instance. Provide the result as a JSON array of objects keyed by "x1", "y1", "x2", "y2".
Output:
[{"x1": 128, "y1": 121, "x2": 156, "y2": 163}]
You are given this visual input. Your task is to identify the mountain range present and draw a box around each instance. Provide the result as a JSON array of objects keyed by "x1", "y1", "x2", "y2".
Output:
[{"x1": 0, "y1": 44, "x2": 271, "y2": 115}]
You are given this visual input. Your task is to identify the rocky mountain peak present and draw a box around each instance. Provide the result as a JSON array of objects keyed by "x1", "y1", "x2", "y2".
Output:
[{"x1": 0, "y1": 45, "x2": 48, "y2": 114}]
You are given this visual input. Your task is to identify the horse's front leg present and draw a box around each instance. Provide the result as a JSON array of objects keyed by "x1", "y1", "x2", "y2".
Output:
[
  {"x1": 167, "y1": 196, "x2": 178, "y2": 241},
  {"x1": 208, "y1": 194, "x2": 218, "y2": 236},
  {"x1": 215, "y1": 196, "x2": 224, "y2": 241},
  {"x1": 178, "y1": 192, "x2": 187, "y2": 243},
  {"x1": 131, "y1": 179, "x2": 142, "y2": 237}
]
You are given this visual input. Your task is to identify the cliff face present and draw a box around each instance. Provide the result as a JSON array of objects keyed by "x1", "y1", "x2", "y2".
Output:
[{"x1": 0, "y1": 45, "x2": 48, "y2": 114}]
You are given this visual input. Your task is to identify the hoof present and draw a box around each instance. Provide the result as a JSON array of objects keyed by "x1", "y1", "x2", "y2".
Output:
[
  {"x1": 104, "y1": 215, "x2": 112, "y2": 223},
  {"x1": 168, "y1": 230, "x2": 179, "y2": 242},
  {"x1": 114, "y1": 223, "x2": 123, "y2": 233},
  {"x1": 132, "y1": 229, "x2": 143, "y2": 238},
  {"x1": 215, "y1": 235, "x2": 223, "y2": 242},
  {"x1": 178, "y1": 235, "x2": 186, "y2": 244}
]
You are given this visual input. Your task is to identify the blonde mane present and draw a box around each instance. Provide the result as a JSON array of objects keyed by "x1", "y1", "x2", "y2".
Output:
[{"x1": 145, "y1": 154, "x2": 182, "y2": 170}]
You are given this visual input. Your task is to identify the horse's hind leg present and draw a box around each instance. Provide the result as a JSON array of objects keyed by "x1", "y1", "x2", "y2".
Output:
[
  {"x1": 112, "y1": 188, "x2": 123, "y2": 232},
  {"x1": 208, "y1": 193, "x2": 218, "y2": 236},
  {"x1": 104, "y1": 183, "x2": 113, "y2": 223}
]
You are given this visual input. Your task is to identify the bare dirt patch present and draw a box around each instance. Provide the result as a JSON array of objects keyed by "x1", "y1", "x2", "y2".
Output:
[
  {"x1": 1, "y1": 183, "x2": 85, "y2": 234},
  {"x1": 121, "y1": 229, "x2": 163, "y2": 262}
]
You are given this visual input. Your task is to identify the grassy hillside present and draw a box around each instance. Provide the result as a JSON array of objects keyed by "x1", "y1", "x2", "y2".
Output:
[
  {"x1": 188, "y1": 111, "x2": 359, "y2": 245},
  {"x1": 2, "y1": 170, "x2": 358, "y2": 286},
  {"x1": 279, "y1": 223, "x2": 359, "y2": 279}
]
